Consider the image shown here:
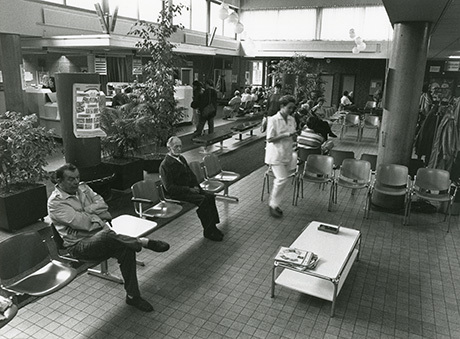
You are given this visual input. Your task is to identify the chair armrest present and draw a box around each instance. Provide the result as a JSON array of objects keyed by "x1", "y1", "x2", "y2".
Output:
[
  {"x1": 131, "y1": 197, "x2": 154, "y2": 204},
  {"x1": 450, "y1": 183, "x2": 458, "y2": 197},
  {"x1": 163, "y1": 198, "x2": 183, "y2": 205}
]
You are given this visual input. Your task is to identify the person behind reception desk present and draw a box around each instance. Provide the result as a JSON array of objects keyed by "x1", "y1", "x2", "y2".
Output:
[
  {"x1": 111, "y1": 87, "x2": 128, "y2": 107},
  {"x1": 48, "y1": 163, "x2": 170, "y2": 312},
  {"x1": 41, "y1": 75, "x2": 56, "y2": 92}
]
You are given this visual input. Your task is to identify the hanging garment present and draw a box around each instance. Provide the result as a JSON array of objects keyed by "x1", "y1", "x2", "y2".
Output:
[
  {"x1": 414, "y1": 108, "x2": 439, "y2": 160},
  {"x1": 428, "y1": 109, "x2": 458, "y2": 172}
]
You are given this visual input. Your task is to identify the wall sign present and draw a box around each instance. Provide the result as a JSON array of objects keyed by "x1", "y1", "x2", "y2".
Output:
[
  {"x1": 445, "y1": 61, "x2": 460, "y2": 72},
  {"x1": 429, "y1": 65, "x2": 441, "y2": 73}
]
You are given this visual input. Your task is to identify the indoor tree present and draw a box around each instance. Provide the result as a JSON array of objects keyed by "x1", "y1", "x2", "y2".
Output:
[
  {"x1": 271, "y1": 53, "x2": 326, "y2": 103},
  {"x1": 128, "y1": 2, "x2": 186, "y2": 152}
]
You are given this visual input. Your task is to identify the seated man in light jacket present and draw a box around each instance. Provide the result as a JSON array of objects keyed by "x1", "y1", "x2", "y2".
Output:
[{"x1": 48, "y1": 163, "x2": 170, "y2": 313}]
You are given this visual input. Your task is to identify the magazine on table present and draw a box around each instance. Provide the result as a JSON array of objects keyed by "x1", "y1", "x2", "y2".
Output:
[{"x1": 274, "y1": 247, "x2": 319, "y2": 270}]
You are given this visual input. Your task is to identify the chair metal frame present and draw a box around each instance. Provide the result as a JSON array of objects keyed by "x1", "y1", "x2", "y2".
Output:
[
  {"x1": 0, "y1": 231, "x2": 78, "y2": 297},
  {"x1": 406, "y1": 168, "x2": 457, "y2": 232},
  {"x1": 360, "y1": 153, "x2": 377, "y2": 174},
  {"x1": 340, "y1": 113, "x2": 361, "y2": 140},
  {"x1": 359, "y1": 115, "x2": 380, "y2": 142},
  {"x1": 188, "y1": 161, "x2": 226, "y2": 195},
  {"x1": 131, "y1": 179, "x2": 183, "y2": 220},
  {"x1": 329, "y1": 159, "x2": 372, "y2": 215},
  {"x1": 203, "y1": 154, "x2": 241, "y2": 202},
  {"x1": 368, "y1": 164, "x2": 411, "y2": 223},
  {"x1": 329, "y1": 149, "x2": 355, "y2": 171},
  {"x1": 50, "y1": 223, "x2": 124, "y2": 283},
  {"x1": 294, "y1": 154, "x2": 335, "y2": 206}
]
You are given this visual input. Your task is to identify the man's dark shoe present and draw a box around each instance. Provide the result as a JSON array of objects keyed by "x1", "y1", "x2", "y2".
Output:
[
  {"x1": 269, "y1": 206, "x2": 282, "y2": 218},
  {"x1": 204, "y1": 230, "x2": 223, "y2": 241},
  {"x1": 146, "y1": 240, "x2": 170, "y2": 252},
  {"x1": 275, "y1": 207, "x2": 283, "y2": 215},
  {"x1": 212, "y1": 225, "x2": 224, "y2": 237},
  {"x1": 126, "y1": 296, "x2": 154, "y2": 312}
]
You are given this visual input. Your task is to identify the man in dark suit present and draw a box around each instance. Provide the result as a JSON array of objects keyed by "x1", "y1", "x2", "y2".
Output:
[{"x1": 159, "y1": 136, "x2": 223, "y2": 241}]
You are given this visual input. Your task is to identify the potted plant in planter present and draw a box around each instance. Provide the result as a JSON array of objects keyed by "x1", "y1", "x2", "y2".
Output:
[
  {"x1": 99, "y1": 100, "x2": 147, "y2": 190},
  {"x1": 128, "y1": 2, "x2": 185, "y2": 173},
  {"x1": 0, "y1": 111, "x2": 56, "y2": 232}
]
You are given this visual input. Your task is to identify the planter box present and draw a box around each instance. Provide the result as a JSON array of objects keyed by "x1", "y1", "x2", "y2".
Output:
[
  {"x1": 0, "y1": 184, "x2": 48, "y2": 232},
  {"x1": 102, "y1": 157, "x2": 144, "y2": 191},
  {"x1": 143, "y1": 154, "x2": 166, "y2": 173}
]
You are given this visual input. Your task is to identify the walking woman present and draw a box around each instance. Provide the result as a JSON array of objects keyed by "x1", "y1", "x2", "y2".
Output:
[{"x1": 265, "y1": 95, "x2": 298, "y2": 218}]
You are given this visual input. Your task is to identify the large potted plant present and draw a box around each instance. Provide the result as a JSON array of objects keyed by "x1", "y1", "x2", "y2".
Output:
[
  {"x1": 99, "y1": 100, "x2": 147, "y2": 190},
  {"x1": 271, "y1": 53, "x2": 325, "y2": 103},
  {"x1": 0, "y1": 111, "x2": 56, "y2": 231},
  {"x1": 128, "y1": 2, "x2": 185, "y2": 173}
]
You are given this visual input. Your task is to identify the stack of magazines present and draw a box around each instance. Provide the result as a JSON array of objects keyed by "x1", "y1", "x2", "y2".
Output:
[{"x1": 274, "y1": 247, "x2": 319, "y2": 271}]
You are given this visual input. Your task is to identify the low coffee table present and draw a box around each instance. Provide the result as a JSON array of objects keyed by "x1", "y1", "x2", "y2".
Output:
[{"x1": 271, "y1": 221, "x2": 361, "y2": 317}]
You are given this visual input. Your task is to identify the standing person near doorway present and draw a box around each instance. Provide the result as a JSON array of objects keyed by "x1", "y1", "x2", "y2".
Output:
[
  {"x1": 266, "y1": 83, "x2": 282, "y2": 117},
  {"x1": 265, "y1": 95, "x2": 298, "y2": 218},
  {"x1": 191, "y1": 80, "x2": 203, "y2": 127},
  {"x1": 192, "y1": 79, "x2": 217, "y2": 138}
]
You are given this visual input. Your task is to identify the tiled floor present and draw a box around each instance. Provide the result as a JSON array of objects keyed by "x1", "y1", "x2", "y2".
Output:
[{"x1": 2, "y1": 124, "x2": 460, "y2": 338}]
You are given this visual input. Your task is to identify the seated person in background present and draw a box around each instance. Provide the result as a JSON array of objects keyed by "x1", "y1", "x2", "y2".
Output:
[
  {"x1": 239, "y1": 88, "x2": 254, "y2": 115},
  {"x1": 223, "y1": 90, "x2": 242, "y2": 119},
  {"x1": 340, "y1": 91, "x2": 356, "y2": 111},
  {"x1": 250, "y1": 87, "x2": 259, "y2": 103},
  {"x1": 310, "y1": 98, "x2": 337, "y2": 139},
  {"x1": 311, "y1": 97, "x2": 328, "y2": 119},
  {"x1": 48, "y1": 163, "x2": 170, "y2": 313},
  {"x1": 160, "y1": 137, "x2": 224, "y2": 242},
  {"x1": 241, "y1": 87, "x2": 252, "y2": 104},
  {"x1": 298, "y1": 116, "x2": 334, "y2": 154},
  {"x1": 257, "y1": 87, "x2": 265, "y2": 106}
]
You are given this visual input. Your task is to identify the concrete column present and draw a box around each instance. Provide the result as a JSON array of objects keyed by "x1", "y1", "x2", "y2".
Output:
[
  {"x1": 374, "y1": 22, "x2": 430, "y2": 209},
  {"x1": 0, "y1": 33, "x2": 25, "y2": 113},
  {"x1": 377, "y1": 22, "x2": 431, "y2": 166}
]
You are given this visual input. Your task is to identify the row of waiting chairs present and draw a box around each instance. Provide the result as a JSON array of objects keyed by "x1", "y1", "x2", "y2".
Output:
[
  {"x1": 131, "y1": 154, "x2": 241, "y2": 220},
  {"x1": 339, "y1": 114, "x2": 380, "y2": 142},
  {"x1": 263, "y1": 149, "x2": 457, "y2": 232},
  {"x1": 0, "y1": 154, "x2": 241, "y2": 309}
]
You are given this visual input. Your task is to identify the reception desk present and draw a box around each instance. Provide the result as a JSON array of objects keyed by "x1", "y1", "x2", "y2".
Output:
[{"x1": 24, "y1": 88, "x2": 62, "y2": 138}]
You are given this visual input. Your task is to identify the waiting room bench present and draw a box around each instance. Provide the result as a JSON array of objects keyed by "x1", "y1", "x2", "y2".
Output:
[
  {"x1": 231, "y1": 121, "x2": 261, "y2": 141},
  {"x1": 192, "y1": 130, "x2": 234, "y2": 153}
]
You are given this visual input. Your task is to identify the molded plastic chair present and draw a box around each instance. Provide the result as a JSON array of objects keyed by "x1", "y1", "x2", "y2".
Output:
[
  {"x1": 203, "y1": 154, "x2": 241, "y2": 202},
  {"x1": 360, "y1": 153, "x2": 377, "y2": 173},
  {"x1": 131, "y1": 180, "x2": 183, "y2": 219},
  {"x1": 329, "y1": 159, "x2": 372, "y2": 214},
  {"x1": 407, "y1": 168, "x2": 457, "y2": 232},
  {"x1": 188, "y1": 161, "x2": 225, "y2": 195},
  {"x1": 50, "y1": 223, "x2": 124, "y2": 283},
  {"x1": 360, "y1": 115, "x2": 380, "y2": 142},
  {"x1": 0, "y1": 231, "x2": 77, "y2": 297},
  {"x1": 340, "y1": 113, "x2": 361, "y2": 140},
  {"x1": 329, "y1": 149, "x2": 355, "y2": 171},
  {"x1": 294, "y1": 154, "x2": 334, "y2": 206},
  {"x1": 368, "y1": 164, "x2": 411, "y2": 222}
]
